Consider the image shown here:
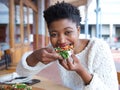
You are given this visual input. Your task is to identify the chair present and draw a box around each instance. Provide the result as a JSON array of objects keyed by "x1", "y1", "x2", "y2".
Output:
[
  {"x1": 4, "y1": 50, "x2": 12, "y2": 69},
  {"x1": 117, "y1": 72, "x2": 120, "y2": 84},
  {"x1": 0, "y1": 50, "x2": 3, "y2": 59}
]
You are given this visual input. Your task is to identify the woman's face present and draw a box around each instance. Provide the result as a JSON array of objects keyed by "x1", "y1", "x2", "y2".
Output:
[{"x1": 48, "y1": 19, "x2": 80, "y2": 48}]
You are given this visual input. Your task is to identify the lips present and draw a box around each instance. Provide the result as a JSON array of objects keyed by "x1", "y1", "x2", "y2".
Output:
[
  {"x1": 58, "y1": 43, "x2": 67, "y2": 47},
  {"x1": 58, "y1": 43, "x2": 73, "y2": 48}
]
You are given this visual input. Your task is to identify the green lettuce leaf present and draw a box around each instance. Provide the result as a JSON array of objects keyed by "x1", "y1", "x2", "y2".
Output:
[{"x1": 59, "y1": 50, "x2": 69, "y2": 59}]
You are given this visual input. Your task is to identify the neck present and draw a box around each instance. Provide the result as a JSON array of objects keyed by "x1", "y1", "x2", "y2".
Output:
[{"x1": 74, "y1": 39, "x2": 89, "y2": 54}]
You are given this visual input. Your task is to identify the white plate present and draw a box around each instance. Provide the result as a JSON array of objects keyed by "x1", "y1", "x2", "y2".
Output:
[
  {"x1": 3, "y1": 77, "x2": 31, "y2": 84},
  {"x1": 0, "y1": 72, "x2": 32, "y2": 84}
]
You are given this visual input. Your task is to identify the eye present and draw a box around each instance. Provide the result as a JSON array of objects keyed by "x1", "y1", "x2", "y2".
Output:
[
  {"x1": 50, "y1": 33, "x2": 58, "y2": 38},
  {"x1": 65, "y1": 31, "x2": 72, "y2": 35}
]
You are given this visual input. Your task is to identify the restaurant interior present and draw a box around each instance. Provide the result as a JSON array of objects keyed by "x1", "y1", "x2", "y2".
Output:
[{"x1": 0, "y1": 0, "x2": 120, "y2": 89}]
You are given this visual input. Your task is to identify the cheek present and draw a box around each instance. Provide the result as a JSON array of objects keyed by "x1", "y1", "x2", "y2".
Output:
[
  {"x1": 70, "y1": 36, "x2": 78, "y2": 42},
  {"x1": 69, "y1": 33, "x2": 79, "y2": 43},
  {"x1": 71, "y1": 32, "x2": 79, "y2": 39},
  {"x1": 50, "y1": 38, "x2": 57, "y2": 47}
]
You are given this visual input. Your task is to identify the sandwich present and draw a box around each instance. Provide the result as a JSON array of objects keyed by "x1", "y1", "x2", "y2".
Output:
[{"x1": 55, "y1": 45, "x2": 73, "y2": 59}]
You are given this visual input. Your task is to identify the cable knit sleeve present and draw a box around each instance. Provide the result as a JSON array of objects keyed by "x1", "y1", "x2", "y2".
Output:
[
  {"x1": 16, "y1": 51, "x2": 53, "y2": 77},
  {"x1": 84, "y1": 39, "x2": 119, "y2": 90}
]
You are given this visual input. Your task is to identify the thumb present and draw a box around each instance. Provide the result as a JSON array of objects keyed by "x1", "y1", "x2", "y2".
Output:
[
  {"x1": 46, "y1": 47, "x2": 54, "y2": 53},
  {"x1": 71, "y1": 54, "x2": 79, "y2": 63},
  {"x1": 55, "y1": 52, "x2": 63, "y2": 60}
]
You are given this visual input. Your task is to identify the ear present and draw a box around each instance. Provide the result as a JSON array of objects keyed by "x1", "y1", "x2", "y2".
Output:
[{"x1": 77, "y1": 26, "x2": 80, "y2": 36}]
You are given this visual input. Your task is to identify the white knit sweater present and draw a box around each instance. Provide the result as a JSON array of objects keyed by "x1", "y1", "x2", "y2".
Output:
[{"x1": 16, "y1": 38, "x2": 119, "y2": 90}]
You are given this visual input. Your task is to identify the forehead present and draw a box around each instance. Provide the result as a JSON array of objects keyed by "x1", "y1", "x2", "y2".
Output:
[{"x1": 48, "y1": 19, "x2": 77, "y2": 31}]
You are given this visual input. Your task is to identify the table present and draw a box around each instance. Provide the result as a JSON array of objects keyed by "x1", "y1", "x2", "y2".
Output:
[
  {"x1": 32, "y1": 75, "x2": 71, "y2": 90},
  {"x1": 0, "y1": 70, "x2": 71, "y2": 90}
]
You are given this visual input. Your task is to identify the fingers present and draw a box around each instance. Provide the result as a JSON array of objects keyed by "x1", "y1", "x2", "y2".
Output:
[
  {"x1": 46, "y1": 47, "x2": 63, "y2": 60},
  {"x1": 40, "y1": 57, "x2": 53, "y2": 64},
  {"x1": 65, "y1": 57, "x2": 76, "y2": 70},
  {"x1": 63, "y1": 54, "x2": 80, "y2": 70},
  {"x1": 45, "y1": 47, "x2": 54, "y2": 53},
  {"x1": 42, "y1": 61, "x2": 51, "y2": 65},
  {"x1": 65, "y1": 54, "x2": 77, "y2": 65},
  {"x1": 34, "y1": 48, "x2": 63, "y2": 64},
  {"x1": 71, "y1": 54, "x2": 79, "y2": 63},
  {"x1": 46, "y1": 52, "x2": 63, "y2": 60},
  {"x1": 59, "y1": 60, "x2": 69, "y2": 70}
]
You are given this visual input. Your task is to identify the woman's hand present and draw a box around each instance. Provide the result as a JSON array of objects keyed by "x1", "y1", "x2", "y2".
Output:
[
  {"x1": 59, "y1": 54, "x2": 83, "y2": 72},
  {"x1": 27, "y1": 47, "x2": 63, "y2": 66},
  {"x1": 59, "y1": 54, "x2": 93, "y2": 85}
]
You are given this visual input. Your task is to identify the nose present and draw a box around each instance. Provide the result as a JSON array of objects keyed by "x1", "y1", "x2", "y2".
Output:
[{"x1": 57, "y1": 34, "x2": 66, "y2": 44}]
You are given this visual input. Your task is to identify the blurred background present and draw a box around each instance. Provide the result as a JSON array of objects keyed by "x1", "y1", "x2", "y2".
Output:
[{"x1": 79, "y1": 0, "x2": 120, "y2": 49}]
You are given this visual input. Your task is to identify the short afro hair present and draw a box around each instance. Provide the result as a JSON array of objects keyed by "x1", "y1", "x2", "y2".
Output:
[{"x1": 43, "y1": 2, "x2": 81, "y2": 27}]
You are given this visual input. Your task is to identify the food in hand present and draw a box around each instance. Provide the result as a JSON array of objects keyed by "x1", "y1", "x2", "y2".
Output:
[
  {"x1": 55, "y1": 45, "x2": 73, "y2": 59},
  {"x1": 0, "y1": 83, "x2": 32, "y2": 90}
]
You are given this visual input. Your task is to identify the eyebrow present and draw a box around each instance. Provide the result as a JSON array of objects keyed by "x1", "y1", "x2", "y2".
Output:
[
  {"x1": 49, "y1": 29, "x2": 57, "y2": 32},
  {"x1": 64, "y1": 27, "x2": 73, "y2": 30},
  {"x1": 49, "y1": 26, "x2": 73, "y2": 32}
]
